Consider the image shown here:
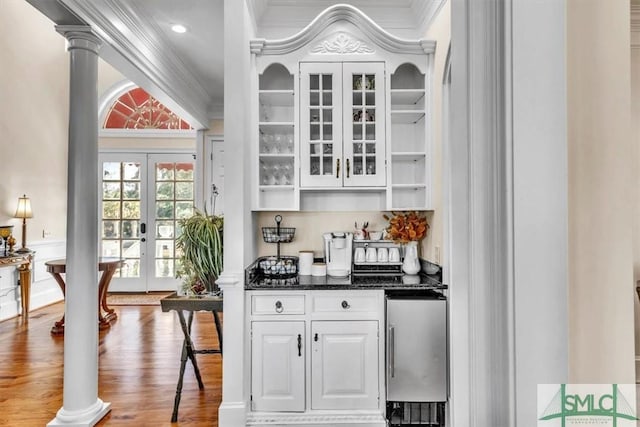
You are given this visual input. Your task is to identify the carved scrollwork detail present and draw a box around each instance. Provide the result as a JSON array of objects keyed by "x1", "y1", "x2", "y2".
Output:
[{"x1": 311, "y1": 32, "x2": 375, "y2": 54}]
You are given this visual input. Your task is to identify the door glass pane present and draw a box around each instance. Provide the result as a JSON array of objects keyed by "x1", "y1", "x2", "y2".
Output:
[
  {"x1": 322, "y1": 157, "x2": 333, "y2": 175},
  {"x1": 310, "y1": 157, "x2": 320, "y2": 175},
  {"x1": 122, "y1": 201, "x2": 140, "y2": 219},
  {"x1": 101, "y1": 161, "x2": 142, "y2": 278},
  {"x1": 153, "y1": 161, "x2": 194, "y2": 279},
  {"x1": 122, "y1": 220, "x2": 139, "y2": 238},
  {"x1": 123, "y1": 182, "x2": 140, "y2": 199},
  {"x1": 175, "y1": 163, "x2": 194, "y2": 180},
  {"x1": 121, "y1": 259, "x2": 140, "y2": 278},
  {"x1": 323, "y1": 124, "x2": 332, "y2": 140},
  {"x1": 310, "y1": 74, "x2": 319, "y2": 90},
  {"x1": 156, "y1": 182, "x2": 174, "y2": 199},
  {"x1": 123, "y1": 162, "x2": 141, "y2": 180},
  {"x1": 103, "y1": 183, "x2": 120, "y2": 199},
  {"x1": 322, "y1": 74, "x2": 332, "y2": 89},
  {"x1": 102, "y1": 201, "x2": 120, "y2": 219},
  {"x1": 103, "y1": 162, "x2": 121, "y2": 180},
  {"x1": 366, "y1": 156, "x2": 376, "y2": 174},
  {"x1": 175, "y1": 182, "x2": 194, "y2": 200},
  {"x1": 353, "y1": 157, "x2": 363, "y2": 176}
]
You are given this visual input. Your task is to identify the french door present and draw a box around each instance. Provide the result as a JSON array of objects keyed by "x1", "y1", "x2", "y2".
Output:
[{"x1": 99, "y1": 152, "x2": 196, "y2": 292}]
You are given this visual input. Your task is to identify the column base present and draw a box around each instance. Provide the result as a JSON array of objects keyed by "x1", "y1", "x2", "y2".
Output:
[
  {"x1": 219, "y1": 401, "x2": 247, "y2": 427},
  {"x1": 48, "y1": 399, "x2": 111, "y2": 427}
]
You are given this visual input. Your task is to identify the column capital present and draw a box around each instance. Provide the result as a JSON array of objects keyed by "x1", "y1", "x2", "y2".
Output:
[{"x1": 55, "y1": 25, "x2": 102, "y2": 54}]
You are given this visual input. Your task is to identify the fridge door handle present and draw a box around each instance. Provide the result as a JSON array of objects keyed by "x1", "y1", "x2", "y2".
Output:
[{"x1": 389, "y1": 325, "x2": 395, "y2": 378}]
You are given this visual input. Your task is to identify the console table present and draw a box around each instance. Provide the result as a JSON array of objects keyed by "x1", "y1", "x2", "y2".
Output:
[
  {"x1": 45, "y1": 257, "x2": 124, "y2": 334},
  {"x1": 160, "y1": 292, "x2": 223, "y2": 422},
  {"x1": 0, "y1": 253, "x2": 33, "y2": 319}
]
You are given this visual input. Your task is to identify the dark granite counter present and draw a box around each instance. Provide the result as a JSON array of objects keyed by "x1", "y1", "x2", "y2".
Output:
[{"x1": 245, "y1": 272, "x2": 446, "y2": 291}]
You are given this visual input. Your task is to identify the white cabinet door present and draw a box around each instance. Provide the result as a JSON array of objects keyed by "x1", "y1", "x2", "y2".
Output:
[
  {"x1": 251, "y1": 321, "x2": 306, "y2": 412},
  {"x1": 300, "y1": 62, "x2": 343, "y2": 188},
  {"x1": 300, "y1": 62, "x2": 386, "y2": 189},
  {"x1": 342, "y1": 62, "x2": 386, "y2": 187},
  {"x1": 311, "y1": 320, "x2": 379, "y2": 410}
]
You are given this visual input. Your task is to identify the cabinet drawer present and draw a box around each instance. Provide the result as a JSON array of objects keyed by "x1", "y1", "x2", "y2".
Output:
[
  {"x1": 311, "y1": 294, "x2": 379, "y2": 315},
  {"x1": 252, "y1": 294, "x2": 305, "y2": 315}
]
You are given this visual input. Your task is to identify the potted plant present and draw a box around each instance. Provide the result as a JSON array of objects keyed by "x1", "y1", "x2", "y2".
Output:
[{"x1": 176, "y1": 209, "x2": 223, "y2": 295}]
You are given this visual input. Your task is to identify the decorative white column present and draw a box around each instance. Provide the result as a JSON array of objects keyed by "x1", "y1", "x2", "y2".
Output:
[
  {"x1": 48, "y1": 26, "x2": 109, "y2": 427},
  {"x1": 217, "y1": 1, "x2": 255, "y2": 426}
]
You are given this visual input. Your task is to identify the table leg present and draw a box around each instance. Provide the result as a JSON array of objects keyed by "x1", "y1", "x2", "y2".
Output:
[
  {"x1": 49, "y1": 272, "x2": 66, "y2": 335},
  {"x1": 212, "y1": 310, "x2": 223, "y2": 355},
  {"x1": 172, "y1": 310, "x2": 205, "y2": 422},
  {"x1": 98, "y1": 266, "x2": 118, "y2": 326},
  {"x1": 17, "y1": 260, "x2": 31, "y2": 321}
]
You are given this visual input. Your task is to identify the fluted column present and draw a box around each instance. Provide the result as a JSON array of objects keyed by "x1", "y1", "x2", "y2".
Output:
[{"x1": 48, "y1": 26, "x2": 109, "y2": 427}]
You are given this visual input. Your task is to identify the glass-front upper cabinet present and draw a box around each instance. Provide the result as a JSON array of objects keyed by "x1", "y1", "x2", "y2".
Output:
[{"x1": 300, "y1": 62, "x2": 385, "y2": 188}]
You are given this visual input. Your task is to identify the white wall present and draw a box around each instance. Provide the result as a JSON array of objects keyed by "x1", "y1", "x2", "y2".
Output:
[
  {"x1": 567, "y1": 0, "x2": 635, "y2": 382},
  {"x1": 0, "y1": 0, "x2": 69, "y2": 242},
  {"x1": 631, "y1": 5, "x2": 640, "y2": 375}
]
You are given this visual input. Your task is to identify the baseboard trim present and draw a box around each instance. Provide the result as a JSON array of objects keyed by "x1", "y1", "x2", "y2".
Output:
[{"x1": 246, "y1": 411, "x2": 386, "y2": 426}]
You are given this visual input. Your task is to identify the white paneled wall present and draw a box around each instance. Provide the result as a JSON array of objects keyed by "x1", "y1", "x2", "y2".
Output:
[{"x1": 0, "y1": 240, "x2": 65, "y2": 322}]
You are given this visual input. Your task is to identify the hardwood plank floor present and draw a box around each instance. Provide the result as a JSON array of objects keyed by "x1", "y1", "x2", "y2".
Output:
[{"x1": 0, "y1": 302, "x2": 221, "y2": 426}]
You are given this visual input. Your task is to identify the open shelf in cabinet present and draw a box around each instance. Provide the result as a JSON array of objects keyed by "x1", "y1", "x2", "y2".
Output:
[
  {"x1": 256, "y1": 63, "x2": 296, "y2": 211},
  {"x1": 391, "y1": 185, "x2": 428, "y2": 210},
  {"x1": 391, "y1": 154, "x2": 426, "y2": 185},
  {"x1": 257, "y1": 187, "x2": 297, "y2": 211},
  {"x1": 390, "y1": 110, "x2": 426, "y2": 124},
  {"x1": 390, "y1": 89, "x2": 425, "y2": 106}
]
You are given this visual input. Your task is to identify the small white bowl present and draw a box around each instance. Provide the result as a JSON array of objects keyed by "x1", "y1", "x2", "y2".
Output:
[{"x1": 369, "y1": 231, "x2": 383, "y2": 240}]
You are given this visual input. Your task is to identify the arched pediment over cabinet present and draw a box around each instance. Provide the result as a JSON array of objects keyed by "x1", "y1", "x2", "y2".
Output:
[{"x1": 250, "y1": 4, "x2": 435, "y2": 66}]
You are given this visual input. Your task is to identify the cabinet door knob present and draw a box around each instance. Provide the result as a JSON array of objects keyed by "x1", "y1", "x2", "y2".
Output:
[
  {"x1": 297, "y1": 334, "x2": 302, "y2": 357},
  {"x1": 336, "y1": 158, "x2": 340, "y2": 179},
  {"x1": 314, "y1": 333, "x2": 318, "y2": 342},
  {"x1": 341, "y1": 300, "x2": 350, "y2": 309},
  {"x1": 346, "y1": 158, "x2": 350, "y2": 178},
  {"x1": 275, "y1": 300, "x2": 283, "y2": 313}
]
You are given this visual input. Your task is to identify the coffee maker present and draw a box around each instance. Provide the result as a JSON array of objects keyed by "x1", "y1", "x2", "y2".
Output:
[{"x1": 323, "y1": 232, "x2": 353, "y2": 277}]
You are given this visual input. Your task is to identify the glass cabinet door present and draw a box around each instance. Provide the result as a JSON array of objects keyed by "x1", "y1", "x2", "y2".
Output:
[
  {"x1": 300, "y1": 63, "x2": 343, "y2": 187},
  {"x1": 342, "y1": 62, "x2": 386, "y2": 187}
]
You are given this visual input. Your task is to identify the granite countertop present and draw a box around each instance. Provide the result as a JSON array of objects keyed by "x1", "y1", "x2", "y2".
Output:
[{"x1": 245, "y1": 272, "x2": 446, "y2": 291}]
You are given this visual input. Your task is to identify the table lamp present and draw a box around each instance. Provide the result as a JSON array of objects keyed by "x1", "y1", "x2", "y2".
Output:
[{"x1": 14, "y1": 195, "x2": 33, "y2": 253}]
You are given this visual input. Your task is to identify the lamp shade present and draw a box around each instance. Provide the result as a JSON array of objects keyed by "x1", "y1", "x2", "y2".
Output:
[{"x1": 14, "y1": 195, "x2": 33, "y2": 219}]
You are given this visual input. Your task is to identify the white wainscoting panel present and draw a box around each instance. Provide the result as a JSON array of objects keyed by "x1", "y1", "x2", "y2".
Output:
[{"x1": 0, "y1": 240, "x2": 65, "y2": 322}]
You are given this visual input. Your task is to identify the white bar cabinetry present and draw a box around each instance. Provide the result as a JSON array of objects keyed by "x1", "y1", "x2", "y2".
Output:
[
  {"x1": 247, "y1": 289, "x2": 386, "y2": 426},
  {"x1": 250, "y1": 6, "x2": 435, "y2": 211}
]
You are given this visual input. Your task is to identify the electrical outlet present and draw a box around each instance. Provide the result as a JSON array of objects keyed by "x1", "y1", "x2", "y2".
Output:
[
  {"x1": 434, "y1": 246, "x2": 441, "y2": 265},
  {"x1": 42, "y1": 229, "x2": 52, "y2": 238}
]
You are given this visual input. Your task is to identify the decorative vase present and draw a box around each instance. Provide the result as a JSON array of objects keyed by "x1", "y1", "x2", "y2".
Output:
[{"x1": 402, "y1": 241, "x2": 421, "y2": 275}]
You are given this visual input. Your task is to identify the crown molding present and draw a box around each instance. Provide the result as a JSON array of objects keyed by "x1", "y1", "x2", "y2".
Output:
[
  {"x1": 415, "y1": 0, "x2": 447, "y2": 36},
  {"x1": 59, "y1": 0, "x2": 211, "y2": 128},
  {"x1": 250, "y1": 4, "x2": 435, "y2": 56}
]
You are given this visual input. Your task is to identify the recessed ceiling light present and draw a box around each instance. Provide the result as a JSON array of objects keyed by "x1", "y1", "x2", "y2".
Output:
[{"x1": 171, "y1": 24, "x2": 187, "y2": 34}]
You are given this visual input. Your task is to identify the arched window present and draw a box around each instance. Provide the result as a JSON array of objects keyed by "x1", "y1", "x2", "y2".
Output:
[{"x1": 103, "y1": 87, "x2": 192, "y2": 130}]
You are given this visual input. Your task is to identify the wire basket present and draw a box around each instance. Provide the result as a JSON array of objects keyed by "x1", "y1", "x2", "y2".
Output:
[
  {"x1": 257, "y1": 256, "x2": 299, "y2": 278},
  {"x1": 262, "y1": 227, "x2": 296, "y2": 243}
]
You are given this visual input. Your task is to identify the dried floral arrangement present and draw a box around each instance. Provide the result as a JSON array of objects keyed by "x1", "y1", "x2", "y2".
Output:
[{"x1": 383, "y1": 211, "x2": 429, "y2": 243}]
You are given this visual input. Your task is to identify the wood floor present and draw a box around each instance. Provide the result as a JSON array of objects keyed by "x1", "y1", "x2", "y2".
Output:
[{"x1": 0, "y1": 301, "x2": 222, "y2": 426}]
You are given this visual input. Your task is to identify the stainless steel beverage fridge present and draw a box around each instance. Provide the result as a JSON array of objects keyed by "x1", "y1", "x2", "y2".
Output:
[{"x1": 386, "y1": 293, "x2": 447, "y2": 426}]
